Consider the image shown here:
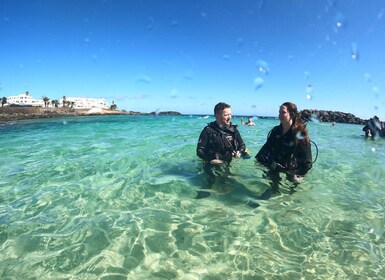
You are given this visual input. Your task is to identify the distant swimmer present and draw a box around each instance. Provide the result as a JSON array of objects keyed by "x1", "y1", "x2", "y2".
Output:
[{"x1": 241, "y1": 117, "x2": 256, "y2": 126}]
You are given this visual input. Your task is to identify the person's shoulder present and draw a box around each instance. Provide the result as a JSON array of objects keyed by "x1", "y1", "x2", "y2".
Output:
[
  {"x1": 202, "y1": 122, "x2": 217, "y2": 133},
  {"x1": 271, "y1": 125, "x2": 281, "y2": 132}
]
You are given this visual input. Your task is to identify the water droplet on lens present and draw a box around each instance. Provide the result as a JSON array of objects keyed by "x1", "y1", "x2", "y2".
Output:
[
  {"x1": 296, "y1": 131, "x2": 304, "y2": 140},
  {"x1": 254, "y1": 77, "x2": 264, "y2": 90},
  {"x1": 223, "y1": 54, "x2": 230, "y2": 60},
  {"x1": 171, "y1": 88, "x2": 178, "y2": 98},
  {"x1": 305, "y1": 85, "x2": 313, "y2": 100},
  {"x1": 364, "y1": 73, "x2": 372, "y2": 82},
  {"x1": 334, "y1": 12, "x2": 347, "y2": 29},
  {"x1": 136, "y1": 74, "x2": 152, "y2": 84},
  {"x1": 351, "y1": 43, "x2": 359, "y2": 60},
  {"x1": 311, "y1": 114, "x2": 319, "y2": 123},
  {"x1": 378, "y1": 8, "x2": 384, "y2": 19},
  {"x1": 304, "y1": 71, "x2": 310, "y2": 80},
  {"x1": 372, "y1": 86, "x2": 380, "y2": 97},
  {"x1": 256, "y1": 60, "x2": 270, "y2": 75}
]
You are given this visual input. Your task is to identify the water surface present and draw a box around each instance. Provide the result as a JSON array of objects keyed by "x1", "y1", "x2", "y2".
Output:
[{"x1": 0, "y1": 115, "x2": 384, "y2": 279}]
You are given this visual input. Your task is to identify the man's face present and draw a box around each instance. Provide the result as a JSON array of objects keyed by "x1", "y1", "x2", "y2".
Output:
[{"x1": 216, "y1": 107, "x2": 232, "y2": 127}]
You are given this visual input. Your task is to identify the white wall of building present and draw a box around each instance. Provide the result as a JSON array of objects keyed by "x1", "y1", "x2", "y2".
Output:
[
  {"x1": 5, "y1": 92, "x2": 111, "y2": 109},
  {"x1": 6, "y1": 92, "x2": 44, "y2": 107},
  {"x1": 59, "y1": 97, "x2": 110, "y2": 109}
]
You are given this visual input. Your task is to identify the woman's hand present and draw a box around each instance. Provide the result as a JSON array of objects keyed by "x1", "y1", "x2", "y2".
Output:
[
  {"x1": 210, "y1": 159, "x2": 224, "y2": 164},
  {"x1": 232, "y1": 151, "x2": 241, "y2": 158}
]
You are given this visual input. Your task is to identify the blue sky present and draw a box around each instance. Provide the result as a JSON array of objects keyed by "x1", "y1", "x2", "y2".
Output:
[{"x1": 1, "y1": 0, "x2": 384, "y2": 119}]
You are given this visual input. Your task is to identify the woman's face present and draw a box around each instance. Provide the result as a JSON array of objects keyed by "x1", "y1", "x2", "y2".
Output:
[
  {"x1": 279, "y1": 105, "x2": 292, "y2": 124},
  {"x1": 216, "y1": 107, "x2": 232, "y2": 127}
]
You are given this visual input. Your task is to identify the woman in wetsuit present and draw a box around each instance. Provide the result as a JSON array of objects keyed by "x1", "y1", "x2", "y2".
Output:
[{"x1": 255, "y1": 102, "x2": 312, "y2": 183}]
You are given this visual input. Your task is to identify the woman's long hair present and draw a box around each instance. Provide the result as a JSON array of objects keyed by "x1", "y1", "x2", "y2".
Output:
[{"x1": 282, "y1": 102, "x2": 310, "y2": 146}]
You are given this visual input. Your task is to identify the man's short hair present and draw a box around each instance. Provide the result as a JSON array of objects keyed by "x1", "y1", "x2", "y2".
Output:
[{"x1": 214, "y1": 102, "x2": 230, "y2": 115}]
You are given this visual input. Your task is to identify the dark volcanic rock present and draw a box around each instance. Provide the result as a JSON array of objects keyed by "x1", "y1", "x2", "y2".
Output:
[{"x1": 300, "y1": 109, "x2": 365, "y2": 125}]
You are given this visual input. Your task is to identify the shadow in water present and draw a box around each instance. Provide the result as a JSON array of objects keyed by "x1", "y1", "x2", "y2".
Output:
[
  {"x1": 255, "y1": 169, "x2": 299, "y2": 201},
  {"x1": 194, "y1": 161, "x2": 264, "y2": 208},
  {"x1": 155, "y1": 160, "x2": 300, "y2": 208}
]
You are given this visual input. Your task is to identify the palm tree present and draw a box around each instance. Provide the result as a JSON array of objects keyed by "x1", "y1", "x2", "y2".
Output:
[
  {"x1": 42, "y1": 96, "x2": 50, "y2": 107},
  {"x1": 52, "y1": 100, "x2": 59, "y2": 108},
  {"x1": 1, "y1": 97, "x2": 7, "y2": 107},
  {"x1": 109, "y1": 101, "x2": 117, "y2": 110}
]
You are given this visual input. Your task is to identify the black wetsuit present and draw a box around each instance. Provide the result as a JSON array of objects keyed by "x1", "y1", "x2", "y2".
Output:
[
  {"x1": 362, "y1": 119, "x2": 382, "y2": 137},
  {"x1": 256, "y1": 124, "x2": 312, "y2": 176},
  {"x1": 197, "y1": 121, "x2": 246, "y2": 164}
]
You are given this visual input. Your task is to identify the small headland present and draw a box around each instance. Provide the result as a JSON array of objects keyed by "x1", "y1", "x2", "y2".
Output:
[{"x1": 0, "y1": 107, "x2": 182, "y2": 122}]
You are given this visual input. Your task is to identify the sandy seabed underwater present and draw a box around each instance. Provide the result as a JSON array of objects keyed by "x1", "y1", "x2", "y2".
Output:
[{"x1": 0, "y1": 115, "x2": 384, "y2": 279}]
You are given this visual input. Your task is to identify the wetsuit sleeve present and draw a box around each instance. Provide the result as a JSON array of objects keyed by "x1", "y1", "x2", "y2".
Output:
[
  {"x1": 295, "y1": 140, "x2": 312, "y2": 175},
  {"x1": 255, "y1": 127, "x2": 276, "y2": 165},
  {"x1": 196, "y1": 127, "x2": 210, "y2": 161},
  {"x1": 255, "y1": 143, "x2": 270, "y2": 165},
  {"x1": 235, "y1": 129, "x2": 246, "y2": 153}
]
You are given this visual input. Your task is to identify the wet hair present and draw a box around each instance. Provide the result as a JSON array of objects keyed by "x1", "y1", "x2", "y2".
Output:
[
  {"x1": 214, "y1": 102, "x2": 231, "y2": 115},
  {"x1": 281, "y1": 102, "x2": 310, "y2": 145}
]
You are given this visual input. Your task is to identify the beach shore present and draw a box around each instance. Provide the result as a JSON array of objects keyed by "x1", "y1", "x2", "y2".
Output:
[{"x1": 0, "y1": 107, "x2": 182, "y2": 121}]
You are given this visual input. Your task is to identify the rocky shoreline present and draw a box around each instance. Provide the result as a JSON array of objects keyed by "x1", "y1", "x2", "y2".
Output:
[
  {"x1": 0, "y1": 107, "x2": 182, "y2": 121},
  {"x1": 300, "y1": 109, "x2": 366, "y2": 125},
  {"x1": 0, "y1": 106, "x2": 365, "y2": 124}
]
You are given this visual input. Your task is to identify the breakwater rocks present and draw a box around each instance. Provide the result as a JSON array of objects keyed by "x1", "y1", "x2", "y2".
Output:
[
  {"x1": 300, "y1": 109, "x2": 365, "y2": 125},
  {"x1": 0, "y1": 107, "x2": 182, "y2": 121}
]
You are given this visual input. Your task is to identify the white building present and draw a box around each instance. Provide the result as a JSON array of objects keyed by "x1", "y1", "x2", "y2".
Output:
[
  {"x1": 59, "y1": 97, "x2": 110, "y2": 109},
  {"x1": 5, "y1": 92, "x2": 111, "y2": 109},
  {"x1": 6, "y1": 91, "x2": 45, "y2": 107}
]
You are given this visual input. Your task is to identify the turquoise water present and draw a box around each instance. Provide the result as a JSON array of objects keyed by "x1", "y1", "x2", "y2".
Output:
[{"x1": 0, "y1": 115, "x2": 384, "y2": 279}]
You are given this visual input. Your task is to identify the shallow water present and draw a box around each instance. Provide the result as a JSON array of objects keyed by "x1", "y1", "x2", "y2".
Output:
[{"x1": 0, "y1": 115, "x2": 384, "y2": 279}]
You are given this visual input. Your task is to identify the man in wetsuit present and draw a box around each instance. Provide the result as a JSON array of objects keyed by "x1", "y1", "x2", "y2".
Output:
[{"x1": 196, "y1": 102, "x2": 246, "y2": 186}]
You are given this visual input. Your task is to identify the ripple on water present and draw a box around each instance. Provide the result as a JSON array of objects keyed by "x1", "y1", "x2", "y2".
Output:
[{"x1": 0, "y1": 116, "x2": 384, "y2": 278}]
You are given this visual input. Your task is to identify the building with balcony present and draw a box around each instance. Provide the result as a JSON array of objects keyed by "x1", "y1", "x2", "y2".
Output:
[
  {"x1": 6, "y1": 91, "x2": 44, "y2": 107},
  {"x1": 59, "y1": 97, "x2": 110, "y2": 109}
]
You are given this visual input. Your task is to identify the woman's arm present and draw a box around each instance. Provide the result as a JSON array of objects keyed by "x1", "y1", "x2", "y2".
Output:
[{"x1": 295, "y1": 141, "x2": 312, "y2": 175}]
